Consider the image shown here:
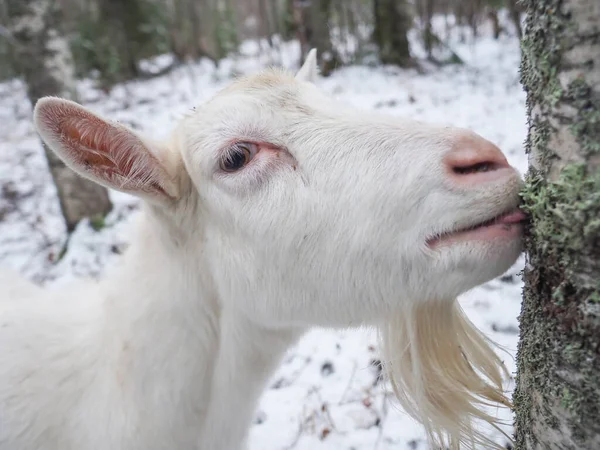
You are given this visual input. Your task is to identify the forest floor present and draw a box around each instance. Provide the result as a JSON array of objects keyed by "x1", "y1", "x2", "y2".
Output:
[{"x1": 0, "y1": 16, "x2": 526, "y2": 450}]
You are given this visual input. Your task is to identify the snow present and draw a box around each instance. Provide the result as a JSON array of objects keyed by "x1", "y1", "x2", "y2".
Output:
[{"x1": 0, "y1": 17, "x2": 527, "y2": 450}]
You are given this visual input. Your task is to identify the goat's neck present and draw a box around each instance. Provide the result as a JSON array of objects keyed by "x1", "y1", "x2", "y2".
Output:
[{"x1": 101, "y1": 206, "x2": 301, "y2": 449}]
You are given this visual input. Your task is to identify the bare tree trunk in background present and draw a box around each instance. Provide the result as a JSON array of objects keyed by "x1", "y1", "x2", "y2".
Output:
[
  {"x1": 506, "y1": 0, "x2": 522, "y2": 38},
  {"x1": 258, "y1": 0, "x2": 275, "y2": 46},
  {"x1": 55, "y1": 0, "x2": 83, "y2": 27},
  {"x1": 230, "y1": 0, "x2": 271, "y2": 42},
  {"x1": 166, "y1": 0, "x2": 217, "y2": 62},
  {"x1": 170, "y1": 0, "x2": 189, "y2": 60},
  {"x1": 6, "y1": 0, "x2": 112, "y2": 232},
  {"x1": 514, "y1": 0, "x2": 600, "y2": 448},
  {"x1": 268, "y1": 0, "x2": 283, "y2": 38},
  {"x1": 455, "y1": 0, "x2": 485, "y2": 38},
  {"x1": 373, "y1": 0, "x2": 412, "y2": 66},
  {"x1": 422, "y1": 0, "x2": 434, "y2": 57},
  {"x1": 292, "y1": 0, "x2": 341, "y2": 76},
  {"x1": 281, "y1": 0, "x2": 297, "y2": 40},
  {"x1": 191, "y1": 0, "x2": 217, "y2": 60},
  {"x1": 97, "y1": 0, "x2": 142, "y2": 80},
  {"x1": 487, "y1": 8, "x2": 501, "y2": 40}
]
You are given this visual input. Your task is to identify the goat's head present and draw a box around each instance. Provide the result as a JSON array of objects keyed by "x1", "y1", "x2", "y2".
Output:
[{"x1": 33, "y1": 49, "x2": 523, "y2": 449}]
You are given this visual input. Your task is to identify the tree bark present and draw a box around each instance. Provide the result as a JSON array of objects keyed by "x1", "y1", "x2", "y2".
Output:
[
  {"x1": 373, "y1": 0, "x2": 412, "y2": 66},
  {"x1": 7, "y1": 0, "x2": 112, "y2": 232},
  {"x1": 514, "y1": 0, "x2": 600, "y2": 448}
]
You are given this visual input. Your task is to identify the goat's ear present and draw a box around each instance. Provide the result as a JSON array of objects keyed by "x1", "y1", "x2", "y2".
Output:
[
  {"x1": 33, "y1": 97, "x2": 180, "y2": 204},
  {"x1": 295, "y1": 48, "x2": 318, "y2": 83}
]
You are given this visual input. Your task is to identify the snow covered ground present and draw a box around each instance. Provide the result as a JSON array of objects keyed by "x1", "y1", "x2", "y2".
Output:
[{"x1": 0, "y1": 17, "x2": 527, "y2": 450}]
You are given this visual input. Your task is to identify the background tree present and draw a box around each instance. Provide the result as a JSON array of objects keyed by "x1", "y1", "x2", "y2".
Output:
[
  {"x1": 505, "y1": 0, "x2": 523, "y2": 38},
  {"x1": 1, "y1": 0, "x2": 521, "y2": 86},
  {"x1": 373, "y1": 0, "x2": 412, "y2": 66},
  {"x1": 514, "y1": 0, "x2": 600, "y2": 448},
  {"x1": 292, "y1": 0, "x2": 341, "y2": 76},
  {"x1": 98, "y1": 0, "x2": 144, "y2": 80},
  {"x1": 73, "y1": 0, "x2": 170, "y2": 89},
  {"x1": 6, "y1": 0, "x2": 112, "y2": 232}
]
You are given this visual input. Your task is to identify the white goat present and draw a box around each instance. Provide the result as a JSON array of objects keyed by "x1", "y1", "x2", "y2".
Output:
[{"x1": 0, "y1": 50, "x2": 525, "y2": 450}]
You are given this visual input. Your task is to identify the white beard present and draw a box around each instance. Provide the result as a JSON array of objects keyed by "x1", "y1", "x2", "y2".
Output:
[{"x1": 380, "y1": 299, "x2": 513, "y2": 449}]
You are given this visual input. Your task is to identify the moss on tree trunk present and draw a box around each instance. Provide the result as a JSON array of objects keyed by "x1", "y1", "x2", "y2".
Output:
[{"x1": 514, "y1": 0, "x2": 600, "y2": 448}]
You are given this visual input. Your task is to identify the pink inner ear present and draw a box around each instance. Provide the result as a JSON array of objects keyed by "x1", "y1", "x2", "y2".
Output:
[
  {"x1": 40, "y1": 102, "x2": 175, "y2": 199},
  {"x1": 63, "y1": 117, "x2": 135, "y2": 174}
]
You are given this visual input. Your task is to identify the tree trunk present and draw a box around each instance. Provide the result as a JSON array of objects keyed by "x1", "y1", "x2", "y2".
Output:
[
  {"x1": 167, "y1": 0, "x2": 218, "y2": 62},
  {"x1": 292, "y1": 0, "x2": 341, "y2": 76},
  {"x1": 514, "y1": 0, "x2": 600, "y2": 448},
  {"x1": 7, "y1": 0, "x2": 112, "y2": 232},
  {"x1": 258, "y1": 0, "x2": 275, "y2": 46},
  {"x1": 506, "y1": 0, "x2": 523, "y2": 39},
  {"x1": 97, "y1": 0, "x2": 143, "y2": 81},
  {"x1": 373, "y1": 0, "x2": 412, "y2": 66},
  {"x1": 281, "y1": 0, "x2": 297, "y2": 41},
  {"x1": 488, "y1": 9, "x2": 501, "y2": 40}
]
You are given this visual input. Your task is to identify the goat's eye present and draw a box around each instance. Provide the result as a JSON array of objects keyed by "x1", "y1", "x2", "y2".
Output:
[{"x1": 220, "y1": 142, "x2": 258, "y2": 172}]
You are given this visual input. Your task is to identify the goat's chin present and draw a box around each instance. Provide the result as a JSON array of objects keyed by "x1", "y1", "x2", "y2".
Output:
[
  {"x1": 431, "y1": 233, "x2": 523, "y2": 294},
  {"x1": 379, "y1": 301, "x2": 513, "y2": 449}
]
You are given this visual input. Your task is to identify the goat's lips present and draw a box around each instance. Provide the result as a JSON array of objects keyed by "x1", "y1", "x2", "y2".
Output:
[{"x1": 427, "y1": 209, "x2": 526, "y2": 247}]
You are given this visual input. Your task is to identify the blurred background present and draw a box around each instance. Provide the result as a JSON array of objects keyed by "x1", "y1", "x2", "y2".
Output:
[
  {"x1": 1, "y1": 1, "x2": 527, "y2": 448},
  {"x1": 1, "y1": 0, "x2": 523, "y2": 87}
]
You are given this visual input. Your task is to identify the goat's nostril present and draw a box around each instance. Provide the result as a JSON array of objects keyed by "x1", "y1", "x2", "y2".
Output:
[{"x1": 444, "y1": 131, "x2": 511, "y2": 178}]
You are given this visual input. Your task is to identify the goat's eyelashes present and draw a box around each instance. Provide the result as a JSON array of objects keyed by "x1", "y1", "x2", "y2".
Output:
[{"x1": 220, "y1": 142, "x2": 259, "y2": 172}]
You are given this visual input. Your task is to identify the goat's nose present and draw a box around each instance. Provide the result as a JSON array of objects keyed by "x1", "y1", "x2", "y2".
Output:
[{"x1": 444, "y1": 130, "x2": 512, "y2": 183}]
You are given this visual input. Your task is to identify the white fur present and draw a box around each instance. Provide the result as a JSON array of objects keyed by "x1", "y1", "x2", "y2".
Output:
[{"x1": 0, "y1": 54, "x2": 524, "y2": 450}]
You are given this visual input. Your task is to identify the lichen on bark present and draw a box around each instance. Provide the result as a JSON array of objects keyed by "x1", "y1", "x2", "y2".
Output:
[
  {"x1": 514, "y1": 0, "x2": 600, "y2": 448},
  {"x1": 516, "y1": 165, "x2": 600, "y2": 449}
]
